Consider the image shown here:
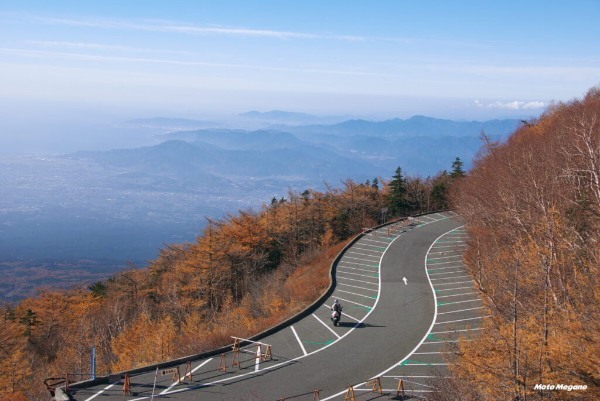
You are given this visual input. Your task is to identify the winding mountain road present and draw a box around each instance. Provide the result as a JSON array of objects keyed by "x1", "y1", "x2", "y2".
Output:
[{"x1": 70, "y1": 211, "x2": 482, "y2": 401}]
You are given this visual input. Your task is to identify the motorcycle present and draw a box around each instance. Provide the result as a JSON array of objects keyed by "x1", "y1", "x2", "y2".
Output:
[{"x1": 331, "y1": 308, "x2": 342, "y2": 326}]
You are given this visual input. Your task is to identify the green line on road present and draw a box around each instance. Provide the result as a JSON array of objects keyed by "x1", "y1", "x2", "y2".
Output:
[{"x1": 400, "y1": 359, "x2": 427, "y2": 366}]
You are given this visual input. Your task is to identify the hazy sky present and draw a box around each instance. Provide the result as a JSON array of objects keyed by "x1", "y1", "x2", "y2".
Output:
[{"x1": 1, "y1": 1, "x2": 599, "y2": 150}]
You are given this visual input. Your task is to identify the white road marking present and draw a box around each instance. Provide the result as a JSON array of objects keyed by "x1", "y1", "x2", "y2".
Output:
[
  {"x1": 428, "y1": 265, "x2": 465, "y2": 271},
  {"x1": 430, "y1": 275, "x2": 471, "y2": 281},
  {"x1": 430, "y1": 327, "x2": 482, "y2": 334},
  {"x1": 345, "y1": 251, "x2": 380, "y2": 259},
  {"x1": 437, "y1": 292, "x2": 479, "y2": 299},
  {"x1": 337, "y1": 289, "x2": 376, "y2": 299},
  {"x1": 429, "y1": 270, "x2": 466, "y2": 276},
  {"x1": 312, "y1": 314, "x2": 341, "y2": 338},
  {"x1": 83, "y1": 382, "x2": 119, "y2": 401},
  {"x1": 432, "y1": 280, "x2": 474, "y2": 286},
  {"x1": 342, "y1": 311, "x2": 361, "y2": 322},
  {"x1": 394, "y1": 380, "x2": 435, "y2": 388},
  {"x1": 438, "y1": 299, "x2": 481, "y2": 306},
  {"x1": 435, "y1": 285, "x2": 475, "y2": 292},
  {"x1": 338, "y1": 283, "x2": 378, "y2": 292},
  {"x1": 336, "y1": 271, "x2": 378, "y2": 279},
  {"x1": 412, "y1": 351, "x2": 450, "y2": 355},
  {"x1": 291, "y1": 326, "x2": 308, "y2": 356},
  {"x1": 436, "y1": 316, "x2": 490, "y2": 325},
  {"x1": 351, "y1": 245, "x2": 385, "y2": 253},
  {"x1": 422, "y1": 339, "x2": 475, "y2": 344},
  {"x1": 361, "y1": 238, "x2": 391, "y2": 245},
  {"x1": 383, "y1": 375, "x2": 451, "y2": 378},
  {"x1": 437, "y1": 306, "x2": 484, "y2": 315},
  {"x1": 337, "y1": 265, "x2": 378, "y2": 273},
  {"x1": 427, "y1": 255, "x2": 463, "y2": 260},
  {"x1": 343, "y1": 256, "x2": 380, "y2": 263},
  {"x1": 403, "y1": 362, "x2": 449, "y2": 366},
  {"x1": 337, "y1": 276, "x2": 378, "y2": 285},
  {"x1": 338, "y1": 260, "x2": 377, "y2": 268},
  {"x1": 427, "y1": 259, "x2": 465, "y2": 265},
  {"x1": 334, "y1": 296, "x2": 373, "y2": 308}
]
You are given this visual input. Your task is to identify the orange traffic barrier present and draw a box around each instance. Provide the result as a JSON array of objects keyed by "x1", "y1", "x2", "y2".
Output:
[
  {"x1": 218, "y1": 353, "x2": 228, "y2": 372},
  {"x1": 183, "y1": 361, "x2": 193, "y2": 382},
  {"x1": 262, "y1": 344, "x2": 272, "y2": 361},
  {"x1": 397, "y1": 378, "x2": 405, "y2": 397},
  {"x1": 123, "y1": 374, "x2": 131, "y2": 395},
  {"x1": 367, "y1": 377, "x2": 383, "y2": 394},
  {"x1": 231, "y1": 337, "x2": 241, "y2": 367},
  {"x1": 344, "y1": 386, "x2": 355, "y2": 401}
]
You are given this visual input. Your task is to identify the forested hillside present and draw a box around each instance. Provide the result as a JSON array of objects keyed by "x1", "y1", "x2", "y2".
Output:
[
  {"x1": 444, "y1": 88, "x2": 600, "y2": 400},
  {"x1": 0, "y1": 166, "x2": 454, "y2": 401}
]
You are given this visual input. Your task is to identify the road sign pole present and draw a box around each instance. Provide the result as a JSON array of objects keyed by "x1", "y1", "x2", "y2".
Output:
[{"x1": 90, "y1": 347, "x2": 96, "y2": 380}]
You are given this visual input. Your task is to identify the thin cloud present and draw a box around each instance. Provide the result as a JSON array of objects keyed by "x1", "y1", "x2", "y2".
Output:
[
  {"x1": 474, "y1": 100, "x2": 546, "y2": 110},
  {"x1": 27, "y1": 15, "x2": 364, "y2": 41},
  {"x1": 23, "y1": 40, "x2": 194, "y2": 56},
  {"x1": 7, "y1": 13, "x2": 494, "y2": 46},
  {"x1": 0, "y1": 47, "x2": 241, "y2": 68},
  {"x1": 0, "y1": 47, "x2": 398, "y2": 78},
  {"x1": 25, "y1": 40, "x2": 137, "y2": 52}
]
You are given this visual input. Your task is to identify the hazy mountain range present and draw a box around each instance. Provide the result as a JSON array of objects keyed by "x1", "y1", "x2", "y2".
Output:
[{"x1": 0, "y1": 114, "x2": 522, "y2": 300}]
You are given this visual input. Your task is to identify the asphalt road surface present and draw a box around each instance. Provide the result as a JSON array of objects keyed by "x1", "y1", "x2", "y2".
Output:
[{"x1": 70, "y1": 211, "x2": 481, "y2": 401}]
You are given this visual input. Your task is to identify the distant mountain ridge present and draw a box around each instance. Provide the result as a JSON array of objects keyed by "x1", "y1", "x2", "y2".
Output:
[
  {"x1": 153, "y1": 115, "x2": 520, "y2": 176},
  {"x1": 239, "y1": 110, "x2": 315, "y2": 120},
  {"x1": 281, "y1": 115, "x2": 521, "y2": 138},
  {"x1": 123, "y1": 113, "x2": 521, "y2": 139},
  {"x1": 157, "y1": 129, "x2": 303, "y2": 151},
  {"x1": 67, "y1": 137, "x2": 380, "y2": 187},
  {"x1": 238, "y1": 110, "x2": 352, "y2": 125}
]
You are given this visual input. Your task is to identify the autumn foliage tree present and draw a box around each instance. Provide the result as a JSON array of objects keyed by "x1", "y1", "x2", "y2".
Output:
[{"x1": 445, "y1": 88, "x2": 600, "y2": 400}]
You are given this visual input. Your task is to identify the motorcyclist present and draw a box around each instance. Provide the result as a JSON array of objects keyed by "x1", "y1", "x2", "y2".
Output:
[
  {"x1": 331, "y1": 299, "x2": 343, "y2": 326},
  {"x1": 331, "y1": 299, "x2": 342, "y2": 314}
]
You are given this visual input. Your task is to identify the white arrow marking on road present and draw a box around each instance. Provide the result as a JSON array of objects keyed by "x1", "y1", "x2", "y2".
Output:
[{"x1": 403, "y1": 277, "x2": 408, "y2": 285}]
